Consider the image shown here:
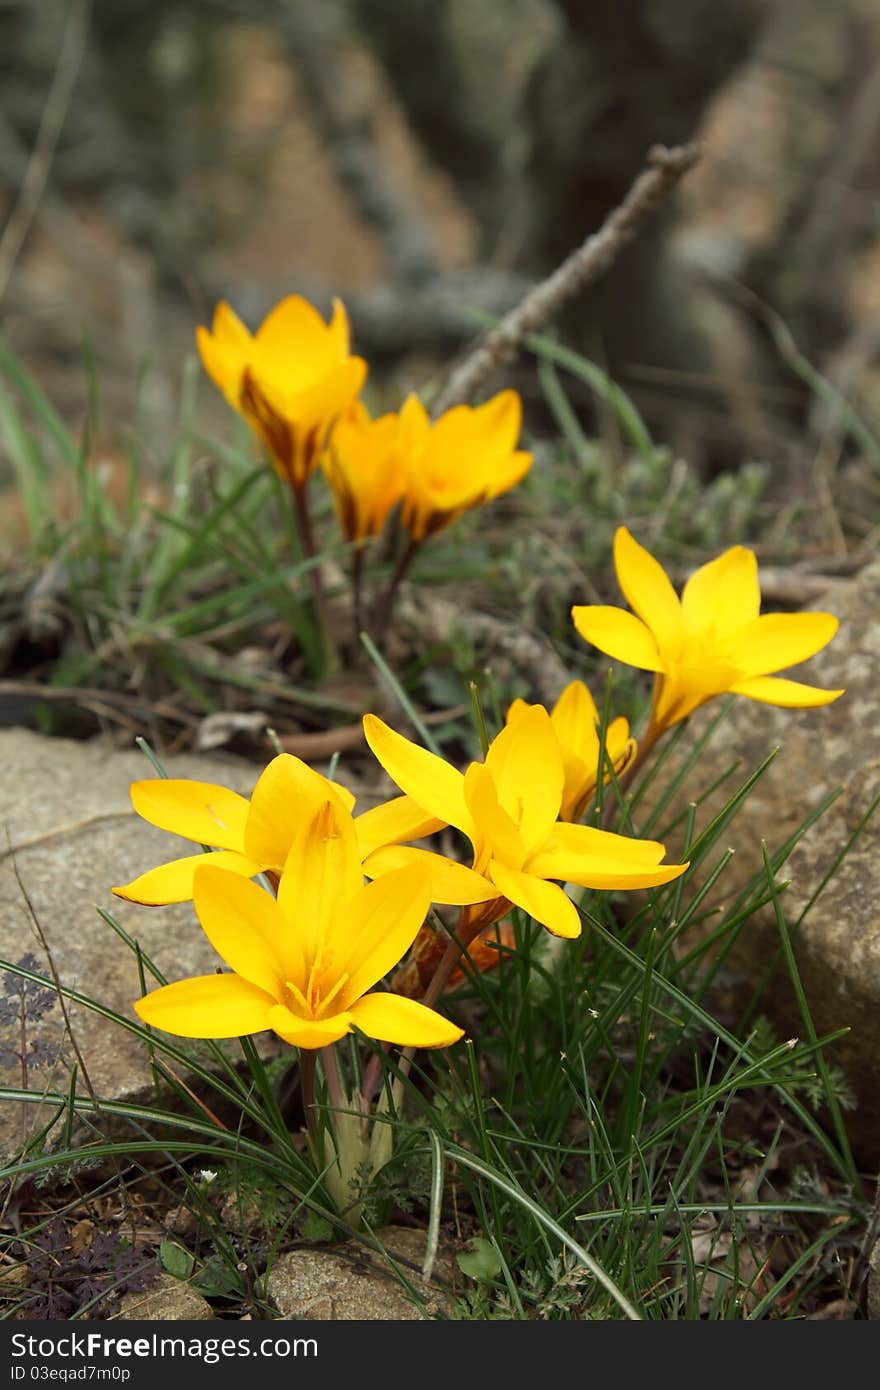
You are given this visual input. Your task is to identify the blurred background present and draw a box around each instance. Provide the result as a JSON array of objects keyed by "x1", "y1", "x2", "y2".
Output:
[{"x1": 2, "y1": 0, "x2": 879, "y2": 464}]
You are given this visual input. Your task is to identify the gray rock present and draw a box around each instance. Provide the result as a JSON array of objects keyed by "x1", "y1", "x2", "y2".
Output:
[
  {"x1": 118, "y1": 1273, "x2": 214, "y2": 1321},
  {"x1": 0, "y1": 729, "x2": 266, "y2": 1162},
  {"x1": 640, "y1": 560, "x2": 880, "y2": 1160},
  {"x1": 267, "y1": 1224, "x2": 456, "y2": 1320},
  {"x1": 868, "y1": 1239, "x2": 880, "y2": 1319}
]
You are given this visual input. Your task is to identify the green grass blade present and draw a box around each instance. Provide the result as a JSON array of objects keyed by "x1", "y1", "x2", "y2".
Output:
[
  {"x1": 761, "y1": 842, "x2": 858, "y2": 1187},
  {"x1": 444, "y1": 1141, "x2": 643, "y2": 1320},
  {"x1": 0, "y1": 388, "x2": 52, "y2": 544},
  {"x1": 361, "y1": 631, "x2": 441, "y2": 754},
  {"x1": 526, "y1": 332, "x2": 656, "y2": 464}
]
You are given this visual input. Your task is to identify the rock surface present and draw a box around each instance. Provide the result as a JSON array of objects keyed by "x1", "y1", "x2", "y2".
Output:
[
  {"x1": 118, "y1": 1273, "x2": 214, "y2": 1321},
  {"x1": 640, "y1": 560, "x2": 880, "y2": 1160},
  {"x1": 0, "y1": 729, "x2": 265, "y2": 1161},
  {"x1": 868, "y1": 1239, "x2": 880, "y2": 1319},
  {"x1": 267, "y1": 1225, "x2": 456, "y2": 1320}
]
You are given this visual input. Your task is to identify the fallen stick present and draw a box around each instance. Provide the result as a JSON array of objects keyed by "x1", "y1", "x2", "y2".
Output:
[{"x1": 432, "y1": 141, "x2": 701, "y2": 414}]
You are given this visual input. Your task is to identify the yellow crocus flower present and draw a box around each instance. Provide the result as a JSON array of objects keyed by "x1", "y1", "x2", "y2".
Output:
[
  {"x1": 320, "y1": 400, "x2": 406, "y2": 542},
  {"x1": 134, "y1": 802, "x2": 463, "y2": 1051},
  {"x1": 506, "y1": 680, "x2": 636, "y2": 823},
  {"x1": 396, "y1": 390, "x2": 532, "y2": 541},
  {"x1": 362, "y1": 705, "x2": 687, "y2": 941},
  {"x1": 113, "y1": 753, "x2": 492, "y2": 910},
  {"x1": 196, "y1": 296, "x2": 366, "y2": 492},
  {"x1": 572, "y1": 527, "x2": 843, "y2": 745}
]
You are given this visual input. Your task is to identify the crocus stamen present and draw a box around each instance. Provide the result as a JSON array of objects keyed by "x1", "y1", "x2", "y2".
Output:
[
  {"x1": 316, "y1": 971, "x2": 350, "y2": 1018},
  {"x1": 285, "y1": 978, "x2": 311, "y2": 1016}
]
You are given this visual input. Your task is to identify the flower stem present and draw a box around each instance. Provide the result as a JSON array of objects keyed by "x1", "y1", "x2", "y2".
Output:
[
  {"x1": 371, "y1": 534, "x2": 419, "y2": 637},
  {"x1": 321, "y1": 1039, "x2": 363, "y2": 1126},
  {"x1": 351, "y1": 542, "x2": 366, "y2": 649},
  {"x1": 600, "y1": 689, "x2": 665, "y2": 827},
  {"x1": 291, "y1": 480, "x2": 339, "y2": 673},
  {"x1": 299, "y1": 1050, "x2": 320, "y2": 1162},
  {"x1": 361, "y1": 910, "x2": 484, "y2": 1109},
  {"x1": 618, "y1": 717, "x2": 663, "y2": 792}
]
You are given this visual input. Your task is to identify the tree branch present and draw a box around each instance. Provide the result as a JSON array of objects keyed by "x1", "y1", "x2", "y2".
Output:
[{"x1": 431, "y1": 141, "x2": 701, "y2": 414}]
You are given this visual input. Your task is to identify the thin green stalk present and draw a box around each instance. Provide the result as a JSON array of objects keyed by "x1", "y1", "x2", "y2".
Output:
[
  {"x1": 748, "y1": 1220, "x2": 854, "y2": 1319},
  {"x1": 469, "y1": 680, "x2": 491, "y2": 756},
  {"x1": 351, "y1": 542, "x2": 366, "y2": 649},
  {"x1": 371, "y1": 534, "x2": 419, "y2": 637},
  {"x1": 761, "y1": 843, "x2": 858, "y2": 1188},
  {"x1": 445, "y1": 1141, "x2": 644, "y2": 1321},
  {"x1": 360, "y1": 629, "x2": 441, "y2": 753},
  {"x1": 300, "y1": 1051, "x2": 319, "y2": 1161},
  {"x1": 584, "y1": 919, "x2": 855, "y2": 1183},
  {"x1": 291, "y1": 479, "x2": 338, "y2": 673}
]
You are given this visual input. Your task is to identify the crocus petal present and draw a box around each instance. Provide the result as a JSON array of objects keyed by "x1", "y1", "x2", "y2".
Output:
[
  {"x1": 354, "y1": 795, "x2": 443, "y2": 859},
  {"x1": 537, "y1": 821, "x2": 669, "y2": 864},
  {"x1": 196, "y1": 302, "x2": 252, "y2": 407},
  {"x1": 253, "y1": 295, "x2": 345, "y2": 382},
  {"x1": 726, "y1": 612, "x2": 840, "y2": 679},
  {"x1": 349, "y1": 992, "x2": 464, "y2": 1048},
  {"x1": 606, "y1": 717, "x2": 636, "y2": 762},
  {"x1": 278, "y1": 799, "x2": 363, "y2": 961},
  {"x1": 111, "y1": 850, "x2": 262, "y2": 905},
  {"x1": 729, "y1": 675, "x2": 844, "y2": 707},
  {"x1": 328, "y1": 297, "x2": 352, "y2": 354},
  {"x1": 129, "y1": 779, "x2": 250, "y2": 852},
  {"x1": 335, "y1": 866, "x2": 432, "y2": 1007},
  {"x1": 526, "y1": 847, "x2": 688, "y2": 891},
  {"x1": 213, "y1": 300, "x2": 253, "y2": 355},
  {"x1": 471, "y1": 389, "x2": 522, "y2": 456},
  {"x1": 681, "y1": 546, "x2": 760, "y2": 633},
  {"x1": 323, "y1": 403, "x2": 404, "y2": 541},
  {"x1": 135, "y1": 974, "x2": 274, "y2": 1039},
  {"x1": 463, "y1": 763, "x2": 526, "y2": 869},
  {"x1": 487, "y1": 861, "x2": 581, "y2": 939},
  {"x1": 267, "y1": 1004, "x2": 352, "y2": 1050},
  {"x1": 244, "y1": 753, "x2": 354, "y2": 869},
  {"x1": 196, "y1": 328, "x2": 239, "y2": 407},
  {"x1": 363, "y1": 714, "x2": 472, "y2": 836},
  {"x1": 284, "y1": 358, "x2": 368, "y2": 432},
  {"x1": 485, "y1": 448, "x2": 533, "y2": 499},
  {"x1": 398, "y1": 392, "x2": 431, "y2": 447},
  {"x1": 484, "y1": 705, "x2": 563, "y2": 852},
  {"x1": 362, "y1": 845, "x2": 496, "y2": 905},
  {"x1": 192, "y1": 865, "x2": 293, "y2": 999},
  {"x1": 613, "y1": 527, "x2": 682, "y2": 653},
  {"x1": 571, "y1": 605, "x2": 664, "y2": 672},
  {"x1": 505, "y1": 697, "x2": 531, "y2": 726},
  {"x1": 551, "y1": 680, "x2": 600, "y2": 751}
]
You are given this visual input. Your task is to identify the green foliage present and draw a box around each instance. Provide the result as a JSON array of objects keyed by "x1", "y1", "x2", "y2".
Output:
[
  {"x1": 458, "y1": 1235, "x2": 503, "y2": 1282},
  {"x1": 0, "y1": 338, "x2": 338, "y2": 733},
  {"x1": 0, "y1": 329, "x2": 873, "y2": 1322},
  {"x1": 159, "y1": 1238, "x2": 194, "y2": 1280}
]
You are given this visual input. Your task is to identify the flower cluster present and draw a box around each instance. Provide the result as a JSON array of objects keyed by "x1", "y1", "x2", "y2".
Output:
[
  {"x1": 124, "y1": 290, "x2": 846, "y2": 1219},
  {"x1": 134, "y1": 806, "x2": 463, "y2": 1052},
  {"x1": 119, "y1": 521, "x2": 843, "y2": 1063},
  {"x1": 197, "y1": 296, "x2": 531, "y2": 555},
  {"x1": 121, "y1": 698, "x2": 687, "y2": 1052}
]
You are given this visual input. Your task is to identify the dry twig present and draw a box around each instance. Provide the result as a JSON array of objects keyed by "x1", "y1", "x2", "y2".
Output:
[{"x1": 431, "y1": 141, "x2": 701, "y2": 414}]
